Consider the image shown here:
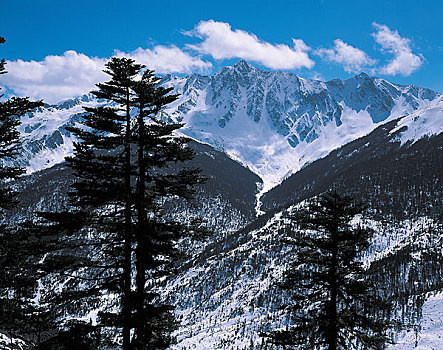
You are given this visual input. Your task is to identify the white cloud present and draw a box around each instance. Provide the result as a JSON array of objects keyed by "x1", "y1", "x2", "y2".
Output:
[
  {"x1": 186, "y1": 20, "x2": 315, "y2": 70},
  {"x1": 316, "y1": 39, "x2": 376, "y2": 73},
  {"x1": 2, "y1": 47, "x2": 212, "y2": 104},
  {"x1": 2, "y1": 21, "x2": 425, "y2": 104},
  {"x1": 2, "y1": 51, "x2": 107, "y2": 104},
  {"x1": 309, "y1": 71, "x2": 325, "y2": 81},
  {"x1": 114, "y1": 45, "x2": 212, "y2": 74},
  {"x1": 372, "y1": 23, "x2": 423, "y2": 76}
]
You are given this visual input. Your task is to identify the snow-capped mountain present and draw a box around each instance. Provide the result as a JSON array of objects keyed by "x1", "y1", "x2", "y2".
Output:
[
  {"x1": 18, "y1": 61, "x2": 440, "y2": 194},
  {"x1": 262, "y1": 97, "x2": 443, "y2": 215},
  {"x1": 159, "y1": 61, "x2": 439, "y2": 191},
  {"x1": 389, "y1": 96, "x2": 443, "y2": 145},
  {"x1": 17, "y1": 93, "x2": 105, "y2": 172}
]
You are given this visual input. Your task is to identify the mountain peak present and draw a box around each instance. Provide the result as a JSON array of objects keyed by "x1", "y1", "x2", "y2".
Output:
[
  {"x1": 353, "y1": 72, "x2": 372, "y2": 80},
  {"x1": 233, "y1": 60, "x2": 255, "y2": 72}
]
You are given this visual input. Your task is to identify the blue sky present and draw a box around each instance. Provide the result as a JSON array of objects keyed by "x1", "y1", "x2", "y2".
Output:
[{"x1": 1, "y1": 0, "x2": 442, "y2": 103}]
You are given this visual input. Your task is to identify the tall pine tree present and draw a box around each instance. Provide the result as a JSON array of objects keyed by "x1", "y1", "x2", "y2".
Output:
[
  {"x1": 130, "y1": 68, "x2": 204, "y2": 349},
  {"x1": 38, "y1": 57, "x2": 205, "y2": 348},
  {"x1": 0, "y1": 36, "x2": 46, "y2": 341},
  {"x1": 65, "y1": 57, "x2": 142, "y2": 348},
  {"x1": 264, "y1": 191, "x2": 392, "y2": 349}
]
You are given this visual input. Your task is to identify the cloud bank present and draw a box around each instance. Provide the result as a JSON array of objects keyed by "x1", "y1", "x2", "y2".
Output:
[
  {"x1": 2, "y1": 51, "x2": 107, "y2": 104},
  {"x1": 1, "y1": 21, "x2": 426, "y2": 104},
  {"x1": 2, "y1": 47, "x2": 211, "y2": 104},
  {"x1": 372, "y1": 23, "x2": 424, "y2": 76},
  {"x1": 186, "y1": 20, "x2": 315, "y2": 70},
  {"x1": 114, "y1": 45, "x2": 212, "y2": 74},
  {"x1": 316, "y1": 39, "x2": 376, "y2": 73}
]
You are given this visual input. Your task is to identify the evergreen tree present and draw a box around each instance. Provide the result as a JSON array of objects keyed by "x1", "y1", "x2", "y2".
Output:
[
  {"x1": 36, "y1": 57, "x2": 205, "y2": 348},
  {"x1": 130, "y1": 68, "x2": 204, "y2": 349},
  {"x1": 65, "y1": 57, "x2": 142, "y2": 348},
  {"x1": 0, "y1": 36, "x2": 42, "y2": 208},
  {"x1": 0, "y1": 36, "x2": 45, "y2": 340},
  {"x1": 264, "y1": 191, "x2": 392, "y2": 349}
]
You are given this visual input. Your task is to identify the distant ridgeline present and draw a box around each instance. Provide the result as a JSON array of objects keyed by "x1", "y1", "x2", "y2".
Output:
[{"x1": 17, "y1": 61, "x2": 439, "y2": 191}]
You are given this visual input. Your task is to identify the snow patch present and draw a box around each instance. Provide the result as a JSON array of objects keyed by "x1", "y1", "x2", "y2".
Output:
[
  {"x1": 390, "y1": 97, "x2": 443, "y2": 145},
  {"x1": 391, "y1": 292, "x2": 443, "y2": 349}
]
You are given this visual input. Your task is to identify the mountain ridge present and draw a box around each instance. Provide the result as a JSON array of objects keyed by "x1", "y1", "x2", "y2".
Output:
[{"x1": 16, "y1": 61, "x2": 441, "y2": 195}]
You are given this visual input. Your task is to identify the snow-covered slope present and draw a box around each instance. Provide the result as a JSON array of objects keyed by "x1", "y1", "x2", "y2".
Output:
[
  {"x1": 159, "y1": 62, "x2": 439, "y2": 191},
  {"x1": 18, "y1": 61, "x2": 440, "y2": 193},
  {"x1": 164, "y1": 201, "x2": 442, "y2": 349},
  {"x1": 18, "y1": 93, "x2": 107, "y2": 172},
  {"x1": 391, "y1": 292, "x2": 443, "y2": 350},
  {"x1": 261, "y1": 96, "x2": 443, "y2": 216},
  {"x1": 0, "y1": 333, "x2": 26, "y2": 350},
  {"x1": 390, "y1": 96, "x2": 443, "y2": 145}
]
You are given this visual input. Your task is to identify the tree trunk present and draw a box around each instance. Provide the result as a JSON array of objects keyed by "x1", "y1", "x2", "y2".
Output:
[
  {"x1": 122, "y1": 89, "x2": 132, "y2": 350},
  {"x1": 134, "y1": 102, "x2": 149, "y2": 346}
]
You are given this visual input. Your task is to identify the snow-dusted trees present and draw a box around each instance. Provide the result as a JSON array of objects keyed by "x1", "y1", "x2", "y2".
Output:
[
  {"x1": 34, "y1": 57, "x2": 205, "y2": 349},
  {"x1": 0, "y1": 36, "x2": 45, "y2": 337},
  {"x1": 264, "y1": 191, "x2": 391, "y2": 349}
]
